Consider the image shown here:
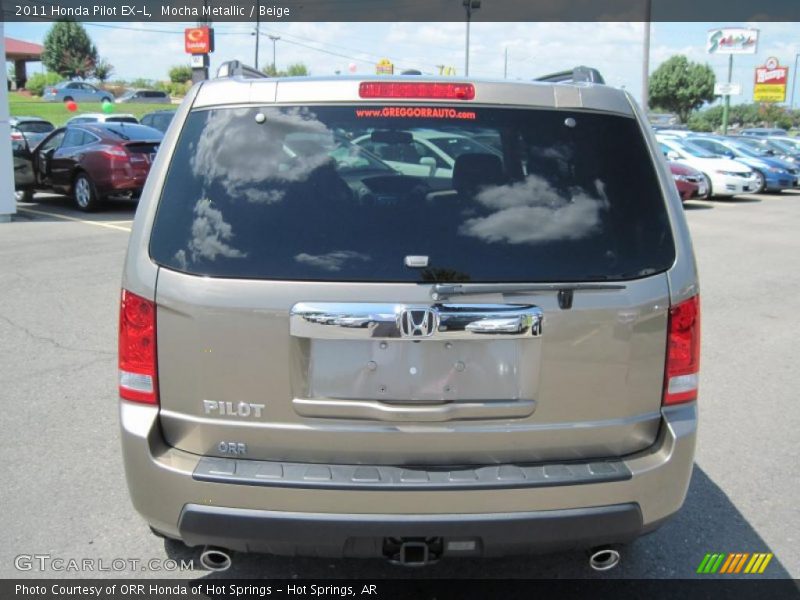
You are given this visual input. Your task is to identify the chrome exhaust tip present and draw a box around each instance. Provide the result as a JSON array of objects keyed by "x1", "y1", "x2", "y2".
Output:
[
  {"x1": 588, "y1": 547, "x2": 620, "y2": 571},
  {"x1": 200, "y1": 546, "x2": 232, "y2": 571}
]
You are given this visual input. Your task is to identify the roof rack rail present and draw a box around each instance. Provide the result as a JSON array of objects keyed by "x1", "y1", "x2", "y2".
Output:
[
  {"x1": 534, "y1": 66, "x2": 605, "y2": 85},
  {"x1": 216, "y1": 60, "x2": 269, "y2": 80}
]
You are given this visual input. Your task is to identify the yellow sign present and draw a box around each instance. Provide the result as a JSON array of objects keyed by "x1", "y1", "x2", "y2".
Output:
[
  {"x1": 754, "y1": 84, "x2": 786, "y2": 103},
  {"x1": 376, "y1": 59, "x2": 394, "y2": 75}
]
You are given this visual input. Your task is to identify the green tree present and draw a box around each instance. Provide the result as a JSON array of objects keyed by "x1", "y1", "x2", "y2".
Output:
[
  {"x1": 42, "y1": 21, "x2": 98, "y2": 80},
  {"x1": 93, "y1": 58, "x2": 114, "y2": 84},
  {"x1": 169, "y1": 65, "x2": 193, "y2": 84},
  {"x1": 262, "y1": 62, "x2": 310, "y2": 77},
  {"x1": 26, "y1": 71, "x2": 63, "y2": 96},
  {"x1": 649, "y1": 55, "x2": 716, "y2": 123}
]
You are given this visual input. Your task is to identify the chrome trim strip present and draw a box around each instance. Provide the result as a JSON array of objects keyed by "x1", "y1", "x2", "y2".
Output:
[
  {"x1": 293, "y1": 398, "x2": 536, "y2": 422},
  {"x1": 290, "y1": 302, "x2": 544, "y2": 340}
]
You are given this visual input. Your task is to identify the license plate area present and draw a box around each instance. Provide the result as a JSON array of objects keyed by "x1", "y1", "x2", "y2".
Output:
[{"x1": 307, "y1": 339, "x2": 523, "y2": 402}]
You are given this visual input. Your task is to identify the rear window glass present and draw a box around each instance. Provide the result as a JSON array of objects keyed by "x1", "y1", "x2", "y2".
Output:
[
  {"x1": 150, "y1": 105, "x2": 675, "y2": 283},
  {"x1": 17, "y1": 121, "x2": 54, "y2": 133},
  {"x1": 101, "y1": 125, "x2": 161, "y2": 140}
]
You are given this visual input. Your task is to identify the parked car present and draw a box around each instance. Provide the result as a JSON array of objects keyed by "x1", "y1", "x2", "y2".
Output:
[
  {"x1": 140, "y1": 109, "x2": 177, "y2": 133},
  {"x1": 116, "y1": 89, "x2": 171, "y2": 104},
  {"x1": 687, "y1": 136, "x2": 798, "y2": 192},
  {"x1": 735, "y1": 136, "x2": 800, "y2": 164},
  {"x1": 353, "y1": 128, "x2": 502, "y2": 184},
  {"x1": 669, "y1": 161, "x2": 707, "y2": 201},
  {"x1": 16, "y1": 123, "x2": 162, "y2": 210},
  {"x1": 66, "y1": 113, "x2": 139, "y2": 125},
  {"x1": 658, "y1": 136, "x2": 757, "y2": 197},
  {"x1": 9, "y1": 116, "x2": 55, "y2": 148},
  {"x1": 42, "y1": 81, "x2": 114, "y2": 103},
  {"x1": 739, "y1": 127, "x2": 788, "y2": 137},
  {"x1": 119, "y1": 66, "x2": 700, "y2": 567}
]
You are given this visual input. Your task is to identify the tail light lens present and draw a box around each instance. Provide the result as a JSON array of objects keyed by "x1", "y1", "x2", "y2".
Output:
[
  {"x1": 102, "y1": 145, "x2": 129, "y2": 160},
  {"x1": 11, "y1": 131, "x2": 23, "y2": 141},
  {"x1": 663, "y1": 295, "x2": 700, "y2": 405},
  {"x1": 119, "y1": 290, "x2": 158, "y2": 404}
]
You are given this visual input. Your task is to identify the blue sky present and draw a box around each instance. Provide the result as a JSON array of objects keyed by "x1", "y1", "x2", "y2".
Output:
[{"x1": 5, "y1": 21, "x2": 800, "y2": 107}]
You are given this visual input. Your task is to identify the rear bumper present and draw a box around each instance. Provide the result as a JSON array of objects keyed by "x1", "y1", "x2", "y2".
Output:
[
  {"x1": 178, "y1": 503, "x2": 643, "y2": 557},
  {"x1": 120, "y1": 402, "x2": 697, "y2": 557}
]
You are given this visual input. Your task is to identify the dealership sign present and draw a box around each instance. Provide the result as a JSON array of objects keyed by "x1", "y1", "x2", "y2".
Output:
[
  {"x1": 185, "y1": 26, "x2": 214, "y2": 54},
  {"x1": 376, "y1": 59, "x2": 394, "y2": 75},
  {"x1": 707, "y1": 28, "x2": 759, "y2": 54},
  {"x1": 754, "y1": 57, "x2": 788, "y2": 102}
]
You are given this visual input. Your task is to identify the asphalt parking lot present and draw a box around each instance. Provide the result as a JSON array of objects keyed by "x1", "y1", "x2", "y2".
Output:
[{"x1": 1, "y1": 191, "x2": 798, "y2": 580}]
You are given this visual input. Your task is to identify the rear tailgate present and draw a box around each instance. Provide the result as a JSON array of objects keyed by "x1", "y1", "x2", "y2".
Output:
[
  {"x1": 155, "y1": 273, "x2": 668, "y2": 464},
  {"x1": 149, "y1": 102, "x2": 675, "y2": 465}
]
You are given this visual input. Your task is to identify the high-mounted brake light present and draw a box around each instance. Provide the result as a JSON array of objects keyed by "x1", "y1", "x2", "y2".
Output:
[
  {"x1": 359, "y1": 82, "x2": 475, "y2": 100},
  {"x1": 119, "y1": 289, "x2": 158, "y2": 404},
  {"x1": 663, "y1": 295, "x2": 700, "y2": 405}
]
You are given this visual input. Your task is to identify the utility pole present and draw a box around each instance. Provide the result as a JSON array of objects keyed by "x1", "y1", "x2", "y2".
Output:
[
  {"x1": 504, "y1": 47, "x2": 508, "y2": 79},
  {"x1": 463, "y1": 0, "x2": 480, "y2": 77},
  {"x1": 268, "y1": 35, "x2": 280, "y2": 74},
  {"x1": 641, "y1": 0, "x2": 651, "y2": 114},
  {"x1": 721, "y1": 54, "x2": 733, "y2": 135},
  {"x1": 254, "y1": 0, "x2": 260, "y2": 70}
]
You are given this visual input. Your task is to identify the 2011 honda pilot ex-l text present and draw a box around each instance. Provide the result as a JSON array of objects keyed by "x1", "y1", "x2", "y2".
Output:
[{"x1": 119, "y1": 64, "x2": 700, "y2": 568}]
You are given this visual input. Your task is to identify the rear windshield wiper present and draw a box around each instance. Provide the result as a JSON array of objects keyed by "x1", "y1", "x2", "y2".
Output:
[{"x1": 430, "y1": 282, "x2": 626, "y2": 309}]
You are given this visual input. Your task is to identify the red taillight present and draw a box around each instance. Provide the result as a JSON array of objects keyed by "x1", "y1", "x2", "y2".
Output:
[
  {"x1": 359, "y1": 81, "x2": 475, "y2": 100},
  {"x1": 11, "y1": 131, "x2": 23, "y2": 141},
  {"x1": 102, "y1": 145, "x2": 129, "y2": 160},
  {"x1": 663, "y1": 295, "x2": 700, "y2": 405},
  {"x1": 119, "y1": 289, "x2": 158, "y2": 404}
]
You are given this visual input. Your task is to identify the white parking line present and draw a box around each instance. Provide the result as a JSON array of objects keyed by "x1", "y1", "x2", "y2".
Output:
[{"x1": 17, "y1": 208, "x2": 132, "y2": 232}]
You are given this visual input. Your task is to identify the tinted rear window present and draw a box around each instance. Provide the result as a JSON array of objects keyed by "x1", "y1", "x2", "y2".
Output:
[
  {"x1": 100, "y1": 125, "x2": 161, "y2": 140},
  {"x1": 150, "y1": 105, "x2": 674, "y2": 283},
  {"x1": 17, "y1": 121, "x2": 54, "y2": 133}
]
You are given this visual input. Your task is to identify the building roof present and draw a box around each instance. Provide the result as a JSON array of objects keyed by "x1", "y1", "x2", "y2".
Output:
[{"x1": 5, "y1": 37, "x2": 44, "y2": 61}]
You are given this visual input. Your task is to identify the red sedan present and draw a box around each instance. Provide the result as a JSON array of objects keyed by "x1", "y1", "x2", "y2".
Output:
[
  {"x1": 669, "y1": 161, "x2": 707, "y2": 202},
  {"x1": 23, "y1": 123, "x2": 163, "y2": 211}
]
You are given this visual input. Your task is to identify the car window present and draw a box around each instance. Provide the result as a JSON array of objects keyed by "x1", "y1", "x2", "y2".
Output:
[
  {"x1": 67, "y1": 83, "x2": 79, "y2": 89},
  {"x1": 61, "y1": 129, "x2": 84, "y2": 148},
  {"x1": 17, "y1": 121, "x2": 54, "y2": 134},
  {"x1": 40, "y1": 131, "x2": 66, "y2": 152},
  {"x1": 150, "y1": 106, "x2": 675, "y2": 283},
  {"x1": 107, "y1": 117, "x2": 139, "y2": 124},
  {"x1": 103, "y1": 125, "x2": 162, "y2": 140},
  {"x1": 691, "y1": 139, "x2": 726, "y2": 154},
  {"x1": 677, "y1": 141, "x2": 716, "y2": 158}
]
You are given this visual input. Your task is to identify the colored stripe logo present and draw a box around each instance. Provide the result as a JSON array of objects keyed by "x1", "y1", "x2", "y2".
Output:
[{"x1": 697, "y1": 553, "x2": 773, "y2": 574}]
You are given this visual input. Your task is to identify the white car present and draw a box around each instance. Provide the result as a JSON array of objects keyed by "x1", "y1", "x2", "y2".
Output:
[
  {"x1": 657, "y1": 136, "x2": 758, "y2": 197},
  {"x1": 65, "y1": 113, "x2": 139, "y2": 125},
  {"x1": 353, "y1": 129, "x2": 501, "y2": 180}
]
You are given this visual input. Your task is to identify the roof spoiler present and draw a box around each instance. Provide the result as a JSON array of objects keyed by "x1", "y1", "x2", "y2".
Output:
[
  {"x1": 534, "y1": 66, "x2": 605, "y2": 85},
  {"x1": 216, "y1": 60, "x2": 269, "y2": 80}
]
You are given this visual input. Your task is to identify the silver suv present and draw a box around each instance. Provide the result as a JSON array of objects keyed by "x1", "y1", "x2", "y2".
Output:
[{"x1": 119, "y1": 63, "x2": 699, "y2": 569}]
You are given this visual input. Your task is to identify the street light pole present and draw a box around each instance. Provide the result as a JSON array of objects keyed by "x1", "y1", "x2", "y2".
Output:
[
  {"x1": 641, "y1": 0, "x2": 651, "y2": 114},
  {"x1": 504, "y1": 47, "x2": 508, "y2": 79},
  {"x1": 463, "y1": 0, "x2": 480, "y2": 77},
  {"x1": 268, "y1": 35, "x2": 280, "y2": 74},
  {"x1": 791, "y1": 53, "x2": 800, "y2": 110},
  {"x1": 254, "y1": 0, "x2": 260, "y2": 70}
]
